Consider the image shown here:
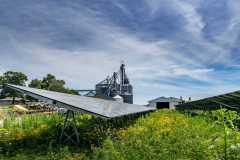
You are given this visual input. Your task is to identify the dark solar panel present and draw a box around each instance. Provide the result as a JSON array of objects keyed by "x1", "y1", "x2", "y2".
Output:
[
  {"x1": 176, "y1": 90, "x2": 240, "y2": 110},
  {"x1": 6, "y1": 84, "x2": 154, "y2": 118}
]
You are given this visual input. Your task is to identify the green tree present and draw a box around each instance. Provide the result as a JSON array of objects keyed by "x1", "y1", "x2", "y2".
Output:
[
  {"x1": 41, "y1": 74, "x2": 67, "y2": 92},
  {"x1": 41, "y1": 74, "x2": 57, "y2": 90},
  {"x1": 0, "y1": 76, "x2": 3, "y2": 84},
  {"x1": 29, "y1": 74, "x2": 79, "y2": 95},
  {"x1": 0, "y1": 76, "x2": 4, "y2": 98},
  {"x1": 29, "y1": 79, "x2": 42, "y2": 89},
  {"x1": 1, "y1": 71, "x2": 28, "y2": 103},
  {"x1": 2, "y1": 71, "x2": 28, "y2": 85}
]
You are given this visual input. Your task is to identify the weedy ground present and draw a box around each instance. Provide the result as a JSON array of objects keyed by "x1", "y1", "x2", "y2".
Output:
[{"x1": 0, "y1": 105, "x2": 240, "y2": 160}]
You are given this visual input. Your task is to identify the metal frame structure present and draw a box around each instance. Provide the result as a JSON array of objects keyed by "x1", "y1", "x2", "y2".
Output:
[
  {"x1": 77, "y1": 90, "x2": 96, "y2": 97},
  {"x1": 77, "y1": 64, "x2": 133, "y2": 104},
  {"x1": 95, "y1": 63, "x2": 133, "y2": 104},
  {"x1": 59, "y1": 110, "x2": 80, "y2": 145},
  {"x1": 176, "y1": 90, "x2": 240, "y2": 110},
  {"x1": 5, "y1": 84, "x2": 154, "y2": 145}
]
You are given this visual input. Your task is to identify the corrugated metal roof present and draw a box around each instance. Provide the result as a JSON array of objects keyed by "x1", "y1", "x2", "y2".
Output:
[
  {"x1": 6, "y1": 84, "x2": 155, "y2": 118},
  {"x1": 149, "y1": 97, "x2": 182, "y2": 103}
]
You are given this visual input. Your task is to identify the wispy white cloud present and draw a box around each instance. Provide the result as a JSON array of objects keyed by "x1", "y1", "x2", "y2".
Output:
[
  {"x1": 212, "y1": 1, "x2": 240, "y2": 52},
  {"x1": 0, "y1": 0, "x2": 240, "y2": 104},
  {"x1": 111, "y1": 1, "x2": 133, "y2": 17},
  {"x1": 171, "y1": 66, "x2": 214, "y2": 80},
  {"x1": 172, "y1": 0, "x2": 205, "y2": 36}
]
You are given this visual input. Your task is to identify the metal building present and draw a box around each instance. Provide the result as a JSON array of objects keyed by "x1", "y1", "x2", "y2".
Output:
[
  {"x1": 95, "y1": 63, "x2": 133, "y2": 104},
  {"x1": 148, "y1": 97, "x2": 183, "y2": 109}
]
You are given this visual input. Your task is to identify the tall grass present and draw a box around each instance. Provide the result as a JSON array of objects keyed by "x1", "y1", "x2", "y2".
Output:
[
  {"x1": 0, "y1": 108, "x2": 240, "y2": 160},
  {"x1": 91, "y1": 109, "x2": 240, "y2": 160},
  {"x1": 2, "y1": 113, "x2": 62, "y2": 129}
]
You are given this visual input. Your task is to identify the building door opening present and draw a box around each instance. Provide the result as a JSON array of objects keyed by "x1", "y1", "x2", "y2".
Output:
[{"x1": 156, "y1": 102, "x2": 170, "y2": 109}]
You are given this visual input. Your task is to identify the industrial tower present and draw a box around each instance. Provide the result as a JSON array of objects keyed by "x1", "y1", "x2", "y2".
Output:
[{"x1": 95, "y1": 63, "x2": 133, "y2": 104}]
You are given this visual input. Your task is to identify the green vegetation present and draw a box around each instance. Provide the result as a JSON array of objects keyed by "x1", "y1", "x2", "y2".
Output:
[
  {"x1": 0, "y1": 111, "x2": 84, "y2": 160},
  {"x1": 0, "y1": 105, "x2": 11, "y2": 119},
  {"x1": 0, "y1": 71, "x2": 28, "y2": 86},
  {"x1": 92, "y1": 109, "x2": 240, "y2": 160},
  {"x1": 0, "y1": 71, "x2": 28, "y2": 102},
  {"x1": 0, "y1": 71, "x2": 79, "y2": 102},
  {"x1": 29, "y1": 74, "x2": 79, "y2": 95},
  {"x1": 0, "y1": 106, "x2": 138, "y2": 160},
  {"x1": 0, "y1": 108, "x2": 240, "y2": 160}
]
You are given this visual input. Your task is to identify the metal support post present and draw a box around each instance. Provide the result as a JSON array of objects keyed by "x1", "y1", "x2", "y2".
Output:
[{"x1": 59, "y1": 110, "x2": 80, "y2": 145}]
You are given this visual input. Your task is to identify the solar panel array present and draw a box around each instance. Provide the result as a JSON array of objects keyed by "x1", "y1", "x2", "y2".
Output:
[
  {"x1": 6, "y1": 84, "x2": 154, "y2": 118},
  {"x1": 176, "y1": 90, "x2": 240, "y2": 110}
]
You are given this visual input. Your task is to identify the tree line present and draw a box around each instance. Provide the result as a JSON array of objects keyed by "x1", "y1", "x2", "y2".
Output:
[{"x1": 0, "y1": 71, "x2": 79, "y2": 103}]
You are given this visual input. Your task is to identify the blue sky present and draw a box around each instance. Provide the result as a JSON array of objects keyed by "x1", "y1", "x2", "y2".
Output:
[{"x1": 0, "y1": 0, "x2": 240, "y2": 104}]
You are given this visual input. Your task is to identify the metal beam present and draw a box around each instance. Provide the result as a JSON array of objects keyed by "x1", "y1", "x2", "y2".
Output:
[
  {"x1": 210, "y1": 100, "x2": 240, "y2": 110},
  {"x1": 227, "y1": 93, "x2": 240, "y2": 99},
  {"x1": 59, "y1": 110, "x2": 80, "y2": 145},
  {"x1": 6, "y1": 84, "x2": 154, "y2": 118},
  {"x1": 6, "y1": 84, "x2": 109, "y2": 118},
  {"x1": 77, "y1": 90, "x2": 95, "y2": 92},
  {"x1": 217, "y1": 95, "x2": 240, "y2": 105}
]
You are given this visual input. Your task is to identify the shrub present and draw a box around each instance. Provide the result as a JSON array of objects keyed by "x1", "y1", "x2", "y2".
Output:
[
  {"x1": 1, "y1": 108, "x2": 240, "y2": 160},
  {"x1": 92, "y1": 109, "x2": 240, "y2": 160}
]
